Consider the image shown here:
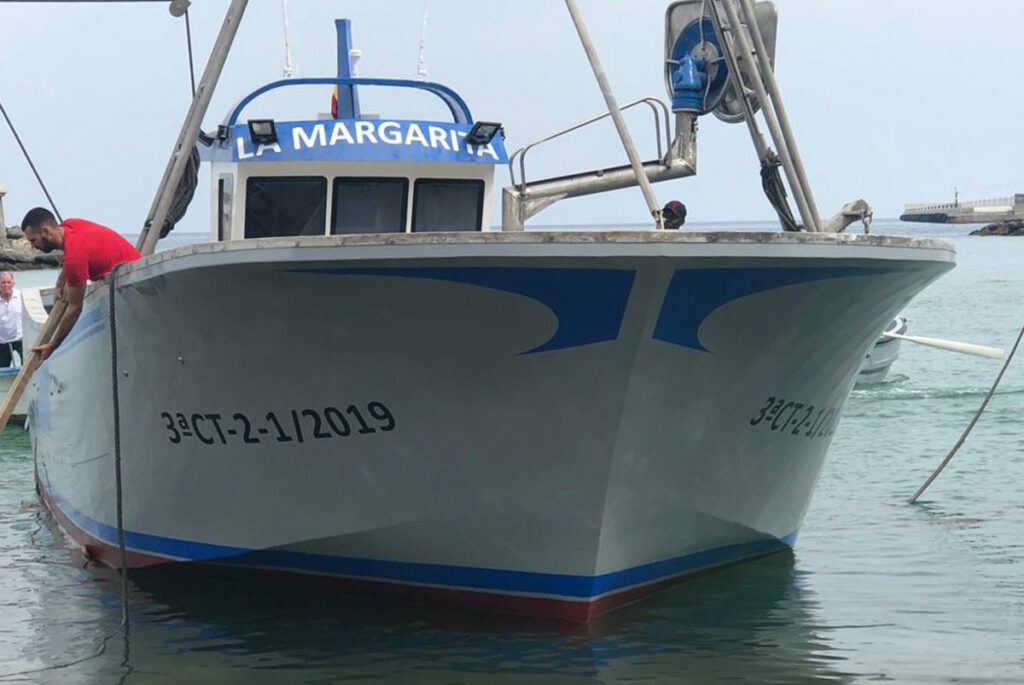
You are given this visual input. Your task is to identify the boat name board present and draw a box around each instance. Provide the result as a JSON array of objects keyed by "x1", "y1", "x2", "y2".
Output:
[{"x1": 203, "y1": 119, "x2": 508, "y2": 165}]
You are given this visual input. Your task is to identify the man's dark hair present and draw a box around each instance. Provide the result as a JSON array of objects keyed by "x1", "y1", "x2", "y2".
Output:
[{"x1": 22, "y1": 207, "x2": 58, "y2": 232}]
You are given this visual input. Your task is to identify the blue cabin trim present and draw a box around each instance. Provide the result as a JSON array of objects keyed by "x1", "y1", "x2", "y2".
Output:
[
  {"x1": 224, "y1": 78, "x2": 474, "y2": 127},
  {"x1": 202, "y1": 118, "x2": 507, "y2": 165}
]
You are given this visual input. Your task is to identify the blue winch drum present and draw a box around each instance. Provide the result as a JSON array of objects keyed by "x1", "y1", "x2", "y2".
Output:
[{"x1": 668, "y1": 18, "x2": 730, "y2": 114}]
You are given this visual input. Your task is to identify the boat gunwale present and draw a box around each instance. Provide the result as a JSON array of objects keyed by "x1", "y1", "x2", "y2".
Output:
[
  {"x1": 134, "y1": 230, "x2": 955, "y2": 271},
  {"x1": 34, "y1": 230, "x2": 953, "y2": 310}
]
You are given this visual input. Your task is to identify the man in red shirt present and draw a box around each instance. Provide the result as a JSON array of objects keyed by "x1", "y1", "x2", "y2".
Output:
[{"x1": 21, "y1": 207, "x2": 141, "y2": 361}]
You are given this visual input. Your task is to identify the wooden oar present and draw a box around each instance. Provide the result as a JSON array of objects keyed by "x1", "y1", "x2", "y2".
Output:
[
  {"x1": 0, "y1": 299, "x2": 67, "y2": 434},
  {"x1": 881, "y1": 331, "x2": 1004, "y2": 360}
]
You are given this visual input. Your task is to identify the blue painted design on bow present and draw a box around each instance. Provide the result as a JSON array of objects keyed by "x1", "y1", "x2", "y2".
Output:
[
  {"x1": 292, "y1": 266, "x2": 635, "y2": 354},
  {"x1": 653, "y1": 266, "x2": 894, "y2": 352}
]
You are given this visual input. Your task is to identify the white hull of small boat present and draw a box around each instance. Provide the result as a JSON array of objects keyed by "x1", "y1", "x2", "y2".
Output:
[
  {"x1": 857, "y1": 316, "x2": 908, "y2": 385},
  {"x1": 25, "y1": 231, "x2": 952, "y2": 621},
  {"x1": 0, "y1": 368, "x2": 28, "y2": 424}
]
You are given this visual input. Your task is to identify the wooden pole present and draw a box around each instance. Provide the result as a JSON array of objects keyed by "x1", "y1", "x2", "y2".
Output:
[
  {"x1": 136, "y1": 0, "x2": 249, "y2": 255},
  {"x1": 0, "y1": 183, "x2": 7, "y2": 233},
  {"x1": 0, "y1": 299, "x2": 67, "y2": 435},
  {"x1": 881, "y1": 331, "x2": 1004, "y2": 360},
  {"x1": 563, "y1": 0, "x2": 664, "y2": 229}
]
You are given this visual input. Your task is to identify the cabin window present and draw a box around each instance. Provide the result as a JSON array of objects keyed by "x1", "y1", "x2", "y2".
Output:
[
  {"x1": 244, "y1": 176, "x2": 327, "y2": 239},
  {"x1": 217, "y1": 174, "x2": 233, "y2": 241},
  {"x1": 331, "y1": 177, "x2": 408, "y2": 234},
  {"x1": 412, "y1": 179, "x2": 484, "y2": 232}
]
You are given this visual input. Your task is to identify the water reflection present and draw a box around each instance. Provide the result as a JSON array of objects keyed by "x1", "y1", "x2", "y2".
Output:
[
  {"x1": 11, "y1": 548, "x2": 854, "y2": 684},
  {"x1": 3, "y1": 423, "x2": 852, "y2": 684}
]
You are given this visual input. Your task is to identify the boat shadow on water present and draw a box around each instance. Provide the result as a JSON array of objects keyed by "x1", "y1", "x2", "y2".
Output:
[{"x1": 41, "y1": 550, "x2": 854, "y2": 683}]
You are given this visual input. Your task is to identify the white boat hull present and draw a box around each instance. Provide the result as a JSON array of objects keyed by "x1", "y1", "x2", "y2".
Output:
[
  {"x1": 0, "y1": 368, "x2": 28, "y2": 423},
  {"x1": 27, "y1": 232, "x2": 953, "y2": 620},
  {"x1": 857, "y1": 316, "x2": 907, "y2": 384}
]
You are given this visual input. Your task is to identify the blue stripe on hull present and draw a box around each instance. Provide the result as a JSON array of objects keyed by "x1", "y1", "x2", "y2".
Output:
[
  {"x1": 654, "y1": 266, "x2": 894, "y2": 352},
  {"x1": 289, "y1": 266, "x2": 636, "y2": 354},
  {"x1": 47, "y1": 485, "x2": 796, "y2": 600}
]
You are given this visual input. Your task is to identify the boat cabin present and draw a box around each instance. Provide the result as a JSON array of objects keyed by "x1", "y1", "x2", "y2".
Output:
[{"x1": 199, "y1": 21, "x2": 508, "y2": 242}]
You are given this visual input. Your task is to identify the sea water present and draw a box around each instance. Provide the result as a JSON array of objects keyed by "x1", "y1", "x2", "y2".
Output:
[{"x1": 0, "y1": 222, "x2": 1021, "y2": 683}]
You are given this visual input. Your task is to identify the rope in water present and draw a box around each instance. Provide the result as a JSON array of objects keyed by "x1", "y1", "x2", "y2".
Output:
[
  {"x1": 0, "y1": 97, "x2": 62, "y2": 221},
  {"x1": 910, "y1": 319, "x2": 1024, "y2": 503},
  {"x1": 107, "y1": 264, "x2": 130, "y2": 628}
]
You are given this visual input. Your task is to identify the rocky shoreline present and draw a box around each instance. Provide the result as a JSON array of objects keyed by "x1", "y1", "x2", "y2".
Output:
[
  {"x1": 0, "y1": 226, "x2": 61, "y2": 270},
  {"x1": 969, "y1": 220, "x2": 1024, "y2": 236}
]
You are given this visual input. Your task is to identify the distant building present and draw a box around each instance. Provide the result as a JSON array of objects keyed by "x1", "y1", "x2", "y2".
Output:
[{"x1": 901, "y1": 193, "x2": 1024, "y2": 224}]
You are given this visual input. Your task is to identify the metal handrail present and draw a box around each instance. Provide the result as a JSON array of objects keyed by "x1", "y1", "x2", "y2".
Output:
[
  {"x1": 223, "y1": 77, "x2": 474, "y2": 126},
  {"x1": 508, "y1": 97, "x2": 672, "y2": 190}
]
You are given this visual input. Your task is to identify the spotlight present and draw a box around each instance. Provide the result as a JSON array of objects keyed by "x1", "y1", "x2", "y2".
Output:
[
  {"x1": 168, "y1": 0, "x2": 191, "y2": 18},
  {"x1": 465, "y1": 121, "x2": 503, "y2": 145},
  {"x1": 247, "y1": 119, "x2": 278, "y2": 146}
]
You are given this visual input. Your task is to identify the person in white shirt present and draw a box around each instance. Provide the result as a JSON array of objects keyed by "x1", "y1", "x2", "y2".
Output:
[{"x1": 0, "y1": 272, "x2": 23, "y2": 367}]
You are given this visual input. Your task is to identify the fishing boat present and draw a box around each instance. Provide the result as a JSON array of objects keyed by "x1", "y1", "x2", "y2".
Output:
[
  {"x1": 22, "y1": 0, "x2": 954, "y2": 622},
  {"x1": 857, "y1": 315, "x2": 907, "y2": 385}
]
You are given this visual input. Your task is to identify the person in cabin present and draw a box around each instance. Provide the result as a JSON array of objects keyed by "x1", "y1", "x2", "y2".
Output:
[
  {"x1": 20, "y1": 208, "x2": 141, "y2": 362},
  {"x1": 0, "y1": 272, "x2": 23, "y2": 367},
  {"x1": 662, "y1": 200, "x2": 687, "y2": 230}
]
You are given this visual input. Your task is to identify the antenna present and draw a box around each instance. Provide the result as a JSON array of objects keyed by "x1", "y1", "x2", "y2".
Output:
[
  {"x1": 416, "y1": 1, "x2": 429, "y2": 81},
  {"x1": 281, "y1": 0, "x2": 294, "y2": 77}
]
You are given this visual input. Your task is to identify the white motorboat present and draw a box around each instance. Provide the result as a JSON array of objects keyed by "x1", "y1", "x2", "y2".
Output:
[
  {"x1": 857, "y1": 315, "x2": 908, "y2": 385},
  {"x1": 22, "y1": 1, "x2": 954, "y2": 622}
]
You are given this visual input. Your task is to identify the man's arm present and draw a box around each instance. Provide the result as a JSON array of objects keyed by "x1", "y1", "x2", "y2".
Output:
[
  {"x1": 32, "y1": 283, "x2": 85, "y2": 362},
  {"x1": 53, "y1": 271, "x2": 66, "y2": 302}
]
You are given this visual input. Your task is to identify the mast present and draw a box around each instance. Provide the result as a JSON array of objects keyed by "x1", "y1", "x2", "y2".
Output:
[
  {"x1": 416, "y1": 2, "x2": 429, "y2": 81},
  {"x1": 137, "y1": 0, "x2": 250, "y2": 255},
  {"x1": 563, "y1": 0, "x2": 663, "y2": 228},
  {"x1": 281, "y1": 0, "x2": 294, "y2": 78}
]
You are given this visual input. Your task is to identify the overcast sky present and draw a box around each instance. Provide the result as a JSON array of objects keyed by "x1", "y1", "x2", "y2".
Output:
[{"x1": 2, "y1": 0, "x2": 1023, "y2": 236}]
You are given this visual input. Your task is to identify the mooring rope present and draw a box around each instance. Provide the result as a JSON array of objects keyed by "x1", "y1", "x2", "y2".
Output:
[
  {"x1": 0, "y1": 97, "x2": 62, "y2": 221},
  {"x1": 107, "y1": 264, "x2": 130, "y2": 628},
  {"x1": 910, "y1": 319, "x2": 1024, "y2": 503}
]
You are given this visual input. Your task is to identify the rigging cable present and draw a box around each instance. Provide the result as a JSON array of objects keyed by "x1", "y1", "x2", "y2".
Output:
[
  {"x1": 155, "y1": 4, "x2": 201, "y2": 239},
  {"x1": 760, "y1": 151, "x2": 800, "y2": 231},
  {"x1": 160, "y1": 146, "x2": 200, "y2": 239},
  {"x1": 910, "y1": 319, "x2": 1024, "y2": 503},
  {"x1": 184, "y1": 7, "x2": 197, "y2": 97},
  {"x1": 0, "y1": 97, "x2": 62, "y2": 221},
  {"x1": 108, "y1": 262, "x2": 130, "y2": 629}
]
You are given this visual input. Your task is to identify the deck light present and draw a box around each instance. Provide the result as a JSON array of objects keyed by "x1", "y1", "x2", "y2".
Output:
[
  {"x1": 168, "y1": 0, "x2": 191, "y2": 18},
  {"x1": 247, "y1": 119, "x2": 278, "y2": 146},
  {"x1": 465, "y1": 121, "x2": 503, "y2": 146}
]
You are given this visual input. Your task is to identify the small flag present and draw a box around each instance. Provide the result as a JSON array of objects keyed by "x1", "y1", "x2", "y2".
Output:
[{"x1": 331, "y1": 86, "x2": 339, "y2": 119}]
